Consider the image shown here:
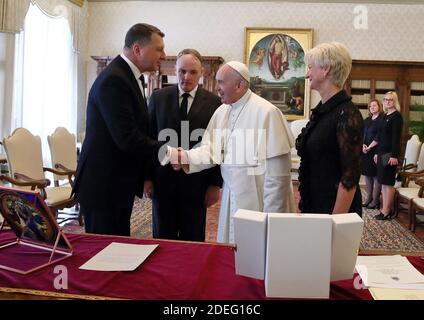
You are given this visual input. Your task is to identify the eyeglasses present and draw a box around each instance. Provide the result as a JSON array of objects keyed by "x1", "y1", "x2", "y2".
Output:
[{"x1": 384, "y1": 98, "x2": 394, "y2": 102}]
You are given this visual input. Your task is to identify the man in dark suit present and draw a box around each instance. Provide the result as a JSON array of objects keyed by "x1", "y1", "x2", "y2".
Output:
[
  {"x1": 72, "y1": 23, "x2": 166, "y2": 236},
  {"x1": 144, "y1": 49, "x2": 222, "y2": 241}
]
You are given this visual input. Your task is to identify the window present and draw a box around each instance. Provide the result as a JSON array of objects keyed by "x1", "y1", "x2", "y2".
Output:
[{"x1": 15, "y1": 3, "x2": 77, "y2": 164}]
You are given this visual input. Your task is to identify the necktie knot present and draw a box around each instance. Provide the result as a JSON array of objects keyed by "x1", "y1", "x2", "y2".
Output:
[
  {"x1": 180, "y1": 92, "x2": 190, "y2": 120},
  {"x1": 139, "y1": 75, "x2": 145, "y2": 86},
  {"x1": 138, "y1": 75, "x2": 147, "y2": 106}
]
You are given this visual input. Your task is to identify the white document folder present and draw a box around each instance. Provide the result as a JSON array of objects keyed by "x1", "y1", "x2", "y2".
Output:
[
  {"x1": 330, "y1": 213, "x2": 364, "y2": 281},
  {"x1": 265, "y1": 213, "x2": 333, "y2": 299},
  {"x1": 233, "y1": 209, "x2": 267, "y2": 280}
]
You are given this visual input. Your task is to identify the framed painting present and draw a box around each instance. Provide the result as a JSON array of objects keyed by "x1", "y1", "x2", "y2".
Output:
[
  {"x1": 0, "y1": 186, "x2": 72, "y2": 274},
  {"x1": 244, "y1": 28, "x2": 313, "y2": 120}
]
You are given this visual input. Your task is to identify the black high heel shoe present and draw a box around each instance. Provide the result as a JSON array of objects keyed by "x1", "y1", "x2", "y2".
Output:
[
  {"x1": 374, "y1": 212, "x2": 384, "y2": 219},
  {"x1": 375, "y1": 210, "x2": 395, "y2": 220}
]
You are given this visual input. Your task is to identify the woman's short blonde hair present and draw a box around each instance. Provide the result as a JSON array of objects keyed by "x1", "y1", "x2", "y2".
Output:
[
  {"x1": 383, "y1": 91, "x2": 401, "y2": 112},
  {"x1": 305, "y1": 42, "x2": 352, "y2": 88}
]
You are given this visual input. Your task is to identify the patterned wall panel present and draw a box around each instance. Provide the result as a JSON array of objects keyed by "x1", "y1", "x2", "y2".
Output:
[
  {"x1": 87, "y1": 2, "x2": 424, "y2": 60},
  {"x1": 83, "y1": 1, "x2": 424, "y2": 107}
]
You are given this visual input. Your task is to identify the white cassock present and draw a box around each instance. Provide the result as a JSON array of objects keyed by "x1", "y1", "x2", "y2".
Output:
[{"x1": 186, "y1": 89, "x2": 296, "y2": 243}]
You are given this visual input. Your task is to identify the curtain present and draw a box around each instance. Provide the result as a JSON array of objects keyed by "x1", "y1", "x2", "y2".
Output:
[
  {"x1": 0, "y1": 0, "x2": 84, "y2": 52},
  {"x1": 35, "y1": 0, "x2": 84, "y2": 52},
  {"x1": 0, "y1": 0, "x2": 31, "y2": 33},
  {"x1": 19, "y1": 3, "x2": 77, "y2": 165},
  {"x1": 1, "y1": 0, "x2": 85, "y2": 146},
  {"x1": 0, "y1": 33, "x2": 17, "y2": 146}
]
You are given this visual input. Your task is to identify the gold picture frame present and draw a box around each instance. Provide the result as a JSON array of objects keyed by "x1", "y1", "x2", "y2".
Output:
[{"x1": 244, "y1": 28, "x2": 313, "y2": 120}]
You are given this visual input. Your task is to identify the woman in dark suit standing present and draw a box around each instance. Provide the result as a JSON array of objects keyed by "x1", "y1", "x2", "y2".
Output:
[
  {"x1": 374, "y1": 91, "x2": 403, "y2": 220},
  {"x1": 362, "y1": 99, "x2": 383, "y2": 209},
  {"x1": 296, "y1": 42, "x2": 363, "y2": 216}
]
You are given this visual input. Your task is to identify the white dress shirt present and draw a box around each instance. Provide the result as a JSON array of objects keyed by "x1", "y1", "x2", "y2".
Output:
[
  {"x1": 178, "y1": 85, "x2": 198, "y2": 114},
  {"x1": 120, "y1": 53, "x2": 146, "y2": 99}
]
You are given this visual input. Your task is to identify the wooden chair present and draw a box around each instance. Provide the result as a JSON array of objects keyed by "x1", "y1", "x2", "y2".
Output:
[
  {"x1": 0, "y1": 128, "x2": 75, "y2": 223},
  {"x1": 410, "y1": 178, "x2": 424, "y2": 232},
  {"x1": 47, "y1": 127, "x2": 77, "y2": 187},
  {"x1": 47, "y1": 127, "x2": 82, "y2": 226},
  {"x1": 394, "y1": 134, "x2": 422, "y2": 188},
  {"x1": 394, "y1": 144, "x2": 424, "y2": 229},
  {"x1": 401, "y1": 134, "x2": 422, "y2": 172}
]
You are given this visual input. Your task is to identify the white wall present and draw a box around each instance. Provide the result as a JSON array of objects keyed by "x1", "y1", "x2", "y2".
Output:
[{"x1": 81, "y1": 1, "x2": 424, "y2": 126}]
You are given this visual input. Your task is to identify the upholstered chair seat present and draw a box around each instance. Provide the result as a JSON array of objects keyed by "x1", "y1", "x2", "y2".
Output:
[
  {"x1": 397, "y1": 187, "x2": 420, "y2": 199},
  {"x1": 45, "y1": 186, "x2": 73, "y2": 206}
]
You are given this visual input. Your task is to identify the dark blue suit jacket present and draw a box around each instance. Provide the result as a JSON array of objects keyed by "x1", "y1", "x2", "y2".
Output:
[
  {"x1": 73, "y1": 55, "x2": 161, "y2": 208},
  {"x1": 148, "y1": 85, "x2": 222, "y2": 190},
  {"x1": 147, "y1": 85, "x2": 222, "y2": 240}
]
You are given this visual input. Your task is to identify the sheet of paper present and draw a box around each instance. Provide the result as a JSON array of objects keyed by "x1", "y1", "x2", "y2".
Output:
[
  {"x1": 355, "y1": 255, "x2": 424, "y2": 289},
  {"x1": 79, "y1": 242, "x2": 158, "y2": 271},
  {"x1": 369, "y1": 287, "x2": 424, "y2": 300}
]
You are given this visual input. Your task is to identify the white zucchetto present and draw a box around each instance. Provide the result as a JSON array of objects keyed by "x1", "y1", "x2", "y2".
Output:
[{"x1": 225, "y1": 61, "x2": 250, "y2": 83}]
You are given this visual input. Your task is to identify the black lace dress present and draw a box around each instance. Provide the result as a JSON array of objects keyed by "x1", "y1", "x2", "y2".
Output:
[
  {"x1": 375, "y1": 111, "x2": 403, "y2": 186},
  {"x1": 296, "y1": 90, "x2": 364, "y2": 216}
]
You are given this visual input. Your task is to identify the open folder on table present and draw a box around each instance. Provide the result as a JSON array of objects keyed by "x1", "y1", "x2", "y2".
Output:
[
  {"x1": 369, "y1": 287, "x2": 424, "y2": 300},
  {"x1": 80, "y1": 242, "x2": 158, "y2": 271},
  {"x1": 355, "y1": 255, "x2": 424, "y2": 290}
]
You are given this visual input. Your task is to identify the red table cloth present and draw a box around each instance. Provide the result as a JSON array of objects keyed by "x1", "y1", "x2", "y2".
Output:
[{"x1": 0, "y1": 231, "x2": 423, "y2": 300}]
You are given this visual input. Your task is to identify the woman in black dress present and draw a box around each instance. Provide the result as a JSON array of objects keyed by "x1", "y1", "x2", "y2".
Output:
[
  {"x1": 374, "y1": 91, "x2": 403, "y2": 220},
  {"x1": 362, "y1": 99, "x2": 383, "y2": 208},
  {"x1": 296, "y1": 42, "x2": 363, "y2": 216}
]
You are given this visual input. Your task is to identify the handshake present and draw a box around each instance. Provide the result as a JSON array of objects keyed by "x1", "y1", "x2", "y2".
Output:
[{"x1": 168, "y1": 147, "x2": 190, "y2": 171}]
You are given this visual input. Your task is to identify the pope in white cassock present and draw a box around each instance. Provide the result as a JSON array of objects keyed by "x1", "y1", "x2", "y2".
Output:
[{"x1": 169, "y1": 61, "x2": 296, "y2": 243}]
